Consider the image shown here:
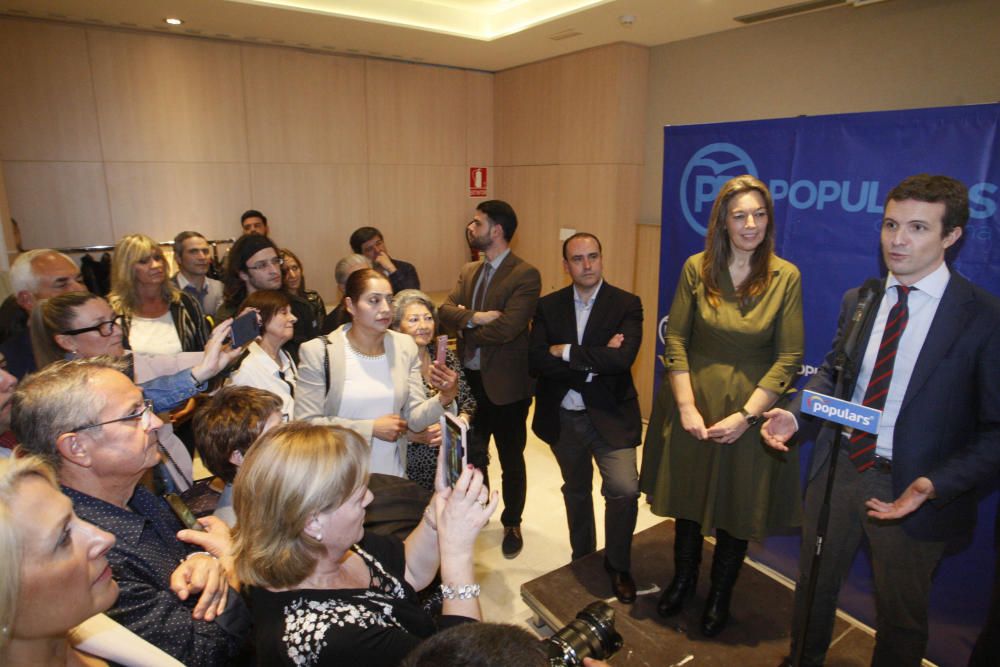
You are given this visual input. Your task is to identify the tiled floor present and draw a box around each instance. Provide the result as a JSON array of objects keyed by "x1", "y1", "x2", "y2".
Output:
[{"x1": 473, "y1": 409, "x2": 664, "y2": 634}]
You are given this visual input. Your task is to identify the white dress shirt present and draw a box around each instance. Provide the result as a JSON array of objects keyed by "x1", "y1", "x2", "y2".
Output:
[
  {"x1": 560, "y1": 280, "x2": 603, "y2": 411},
  {"x1": 851, "y1": 262, "x2": 950, "y2": 459}
]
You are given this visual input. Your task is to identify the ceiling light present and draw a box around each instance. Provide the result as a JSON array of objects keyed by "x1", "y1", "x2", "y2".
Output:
[{"x1": 164, "y1": 17, "x2": 183, "y2": 26}]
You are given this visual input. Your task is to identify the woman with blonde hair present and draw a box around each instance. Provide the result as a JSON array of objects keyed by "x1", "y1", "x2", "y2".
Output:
[
  {"x1": 640, "y1": 174, "x2": 804, "y2": 636},
  {"x1": 109, "y1": 233, "x2": 208, "y2": 354},
  {"x1": 0, "y1": 455, "x2": 117, "y2": 665},
  {"x1": 233, "y1": 422, "x2": 496, "y2": 667}
]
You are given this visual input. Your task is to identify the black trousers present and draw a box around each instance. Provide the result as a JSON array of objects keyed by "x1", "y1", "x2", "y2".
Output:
[
  {"x1": 792, "y1": 448, "x2": 946, "y2": 667},
  {"x1": 551, "y1": 408, "x2": 639, "y2": 571},
  {"x1": 464, "y1": 369, "x2": 530, "y2": 527}
]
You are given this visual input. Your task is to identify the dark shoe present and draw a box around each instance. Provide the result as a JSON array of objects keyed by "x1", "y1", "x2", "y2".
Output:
[
  {"x1": 604, "y1": 558, "x2": 637, "y2": 603},
  {"x1": 699, "y1": 529, "x2": 748, "y2": 637},
  {"x1": 657, "y1": 572, "x2": 698, "y2": 617},
  {"x1": 700, "y1": 585, "x2": 733, "y2": 637},
  {"x1": 502, "y1": 526, "x2": 523, "y2": 559},
  {"x1": 657, "y1": 519, "x2": 704, "y2": 617}
]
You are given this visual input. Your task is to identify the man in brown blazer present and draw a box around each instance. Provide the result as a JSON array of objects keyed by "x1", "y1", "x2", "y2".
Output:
[{"x1": 439, "y1": 200, "x2": 541, "y2": 558}]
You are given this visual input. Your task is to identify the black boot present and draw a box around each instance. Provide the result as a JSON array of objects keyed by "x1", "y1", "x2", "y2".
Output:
[
  {"x1": 700, "y1": 529, "x2": 748, "y2": 637},
  {"x1": 657, "y1": 519, "x2": 703, "y2": 617}
]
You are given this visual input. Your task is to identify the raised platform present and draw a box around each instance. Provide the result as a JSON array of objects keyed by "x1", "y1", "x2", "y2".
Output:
[{"x1": 521, "y1": 520, "x2": 875, "y2": 666}]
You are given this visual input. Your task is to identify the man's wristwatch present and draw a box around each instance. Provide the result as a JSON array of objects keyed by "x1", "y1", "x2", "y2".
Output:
[{"x1": 739, "y1": 408, "x2": 762, "y2": 427}]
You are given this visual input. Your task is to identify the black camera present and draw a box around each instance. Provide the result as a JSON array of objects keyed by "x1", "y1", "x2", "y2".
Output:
[{"x1": 542, "y1": 601, "x2": 623, "y2": 666}]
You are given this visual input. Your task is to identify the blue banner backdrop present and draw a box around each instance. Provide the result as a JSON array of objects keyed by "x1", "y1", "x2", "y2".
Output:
[{"x1": 657, "y1": 103, "x2": 1000, "y2": 666}]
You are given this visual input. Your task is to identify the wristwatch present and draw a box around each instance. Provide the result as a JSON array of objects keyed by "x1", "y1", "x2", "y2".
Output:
[{"x1": 739, "y1": 408, "x2": 762, "y2": 427}]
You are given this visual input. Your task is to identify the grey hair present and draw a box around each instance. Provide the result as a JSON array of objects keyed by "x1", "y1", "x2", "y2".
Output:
[
  {"x1": 11, "y1": 357, "x2": 129, "y2": 469},
  {"x1": 9, "y1": 250, "x2": 77, "y2": 296},
  {"x1": 334, "y1": 253, "x2": 371, "y2": 288},
  {"x1": 391, "y1": 289, "x2": 437, "y2": 332}
]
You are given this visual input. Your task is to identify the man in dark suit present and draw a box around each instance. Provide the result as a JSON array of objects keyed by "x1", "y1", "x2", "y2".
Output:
[
  {"x1": 529, "y1": 233, "x2": 643, "y2": 603},
  {"x1": 439, "y1": 200, "x2": 541, "y2": 558},
  {"x1": 762, "y1": 174, "x2": 1000, "y2": 666}
]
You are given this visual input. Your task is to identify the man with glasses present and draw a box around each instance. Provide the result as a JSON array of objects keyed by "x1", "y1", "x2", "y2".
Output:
[
  {"x1": 0, "y1": 249, "x2": 87, "y2": 378},
  {"x1": 12, "y1": 357, "x2": 251, "y2": 665},
  {"x1": 218, "y1": 234, "x2": 318, "y2": 360}
]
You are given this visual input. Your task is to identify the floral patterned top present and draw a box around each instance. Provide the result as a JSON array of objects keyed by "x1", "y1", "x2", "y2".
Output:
[{"x1": 249, "y1": 532, "x2": 472, "y2": 666}]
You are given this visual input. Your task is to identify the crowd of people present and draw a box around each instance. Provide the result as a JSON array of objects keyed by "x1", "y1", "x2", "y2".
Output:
[{"x1": 0, "y1": 174, "x2": 997, "y2": 667}]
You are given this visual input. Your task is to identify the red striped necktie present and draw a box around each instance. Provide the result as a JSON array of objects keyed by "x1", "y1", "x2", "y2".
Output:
[{"x1": 848, "y1": 284, "x2": 913, "y2": 472}]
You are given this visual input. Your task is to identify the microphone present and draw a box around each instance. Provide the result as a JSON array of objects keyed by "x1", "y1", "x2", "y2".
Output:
[{"x1": 839, "y1": 278, "x2": 883, "y2": 368}]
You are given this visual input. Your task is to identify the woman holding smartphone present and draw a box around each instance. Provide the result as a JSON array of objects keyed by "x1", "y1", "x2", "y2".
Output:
[
  {"x1": 391, "y1": 289, "x2": 476, "y2": 491},
  {"x1": 228, "y1": 290, "x2": 298, "y2": 420},
  {"x1": 296, "y1": 269, "x2": 459, "y2": 477}
]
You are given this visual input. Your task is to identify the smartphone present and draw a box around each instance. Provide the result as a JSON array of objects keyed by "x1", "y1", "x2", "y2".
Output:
[
  {"x1": 435, "y1": 335, "x2": 449, "y2": 365},
  {"x1": 441, "y1": 413, "x2": 468, "y2": 487},
  {"x1": 230, "y1": 310, "x2": 261, "y2": 349},
  {"x1": 165, "y1": 493, "x2": 205, "y2": 531}
]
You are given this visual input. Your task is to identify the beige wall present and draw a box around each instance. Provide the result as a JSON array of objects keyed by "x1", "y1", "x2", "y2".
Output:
[
  {"x1": 494, "y1": 43, "x2": 649, "y2": 295},
  {"x1": 635, "y1": 0, "x2": 1000, "y2": 414},
  {"x1": 0, "y1": 17, "x2": 494, "y2": 300}
]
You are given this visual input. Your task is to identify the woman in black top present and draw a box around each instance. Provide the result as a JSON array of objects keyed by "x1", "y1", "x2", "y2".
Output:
[{"x1": 233, "y1": 422, "x2": 496, "y2": 666}]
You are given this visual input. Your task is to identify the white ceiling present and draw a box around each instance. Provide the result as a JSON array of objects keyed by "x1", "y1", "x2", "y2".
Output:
[{"x1": 0, "y1": 0, "x2": 876, "y2": 71}]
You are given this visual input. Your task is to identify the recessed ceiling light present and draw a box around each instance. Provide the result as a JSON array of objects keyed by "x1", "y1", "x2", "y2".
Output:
[{"x1": 164, "y1": 17, "x2": 183, "y2": 26}]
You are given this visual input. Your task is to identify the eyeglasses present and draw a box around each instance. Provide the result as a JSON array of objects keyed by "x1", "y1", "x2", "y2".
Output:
[
  {"x1": 61, "y1": 315, "x2": 123, "y2": 337},
  {"x1": 73, "y1": 399, "x2": 155, "y2": 432},
  {"x1": 247, "y1": 257, "x2": 284, "y2": 271}
]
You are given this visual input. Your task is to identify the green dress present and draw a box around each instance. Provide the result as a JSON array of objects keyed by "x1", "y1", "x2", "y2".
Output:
[{"x1": 639, "y1": 252, "x2": 805, "y2": 541}]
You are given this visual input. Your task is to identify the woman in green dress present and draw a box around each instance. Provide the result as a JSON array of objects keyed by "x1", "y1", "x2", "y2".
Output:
[{"x1": 640, "y1": 174, "x2": 804, "y2": 637}]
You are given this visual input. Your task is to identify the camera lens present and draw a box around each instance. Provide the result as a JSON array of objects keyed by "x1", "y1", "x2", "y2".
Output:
[{"x1": 543, "y1": 601, "x2": 623, "y2": 666}]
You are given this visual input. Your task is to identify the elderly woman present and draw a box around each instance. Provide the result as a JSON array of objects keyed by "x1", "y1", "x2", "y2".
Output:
[
  {"x1": 280, "y1": 248, "x2": 326, "y2": 330},
  {"x1": 109, "y1": 233, "x2": 209, "y2": 354},
  {"x1": 228, "y1": 290, "x2": 298, "y2": 420},
  {"x1": 391, "y1": 289, "x2": 476, "y2": 491},
  {"x1": 296, "y1": 269, "x2": 459, "y2": 477},
  {"x1": 640, "y1": 175, "x2": 804, "y2": 637},
  {"x1": 321, "y1": 253, "x2": 371, "y2": 334},
  {"x1": 0, "y1": 455, "x2": 117, "y2": 666},
  {"x1": 233, "y1": 422, "x2": 497, "y2": 667}
]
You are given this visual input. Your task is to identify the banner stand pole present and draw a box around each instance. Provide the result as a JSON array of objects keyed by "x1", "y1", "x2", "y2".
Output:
[{"x1": 792, "y1": 283, "x2": 880, "y2": 667}]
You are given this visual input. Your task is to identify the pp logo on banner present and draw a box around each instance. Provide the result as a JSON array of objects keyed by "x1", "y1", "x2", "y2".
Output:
[
  {"x1": 801, "y1": 390, "x2": 881, "y2": 434},
  {"x1": 680, "y1": 143, "x2": 758, "y2": 236}
]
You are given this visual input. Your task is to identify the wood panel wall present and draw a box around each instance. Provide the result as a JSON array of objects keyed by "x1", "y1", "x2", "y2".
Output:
[
  {"x1": 632, "y1": 223, "x2": 661, "y2": 418},
  {"x1": 493, "y1": 42, "x2": 652, "y2": 415},
  {"x1": 493, "y1": 43, "x2": 648, "y2": 295},
  {"x1": 0, "y1": 17, "x2": 494, "y2": 299}
]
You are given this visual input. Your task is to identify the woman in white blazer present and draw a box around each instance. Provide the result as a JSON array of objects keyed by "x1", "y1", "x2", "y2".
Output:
[{"x1": 296, "y1": 269, "x2": 459, "y2": 476}]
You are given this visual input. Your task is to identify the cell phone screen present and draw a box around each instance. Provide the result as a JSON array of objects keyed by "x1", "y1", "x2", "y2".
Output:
[
  {"x1": 441, "y1": 414, "x2": 467, "y2": 486},
  {"x1": 230, "y1": 311, "x2": 261, "y2": 349}
]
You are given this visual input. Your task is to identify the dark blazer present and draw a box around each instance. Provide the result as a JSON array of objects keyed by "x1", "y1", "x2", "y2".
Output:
[
  {"x1": 797, "y1": 271, "x2": 1000, "y2": 541},
  {"x1": 529, "y1": 282, "x2": 643, "y2": 449},
  {"x1": 439, "y1": 251, "x2": 541, "y2": 405},
  {"x1": 385, "y1": 258, "x2": 420, "y2": 293}
]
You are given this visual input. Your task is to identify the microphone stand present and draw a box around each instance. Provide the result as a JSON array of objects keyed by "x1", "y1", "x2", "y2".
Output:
[{"x1": 792, "y1": 279, "x2": 881, "y2": 667}]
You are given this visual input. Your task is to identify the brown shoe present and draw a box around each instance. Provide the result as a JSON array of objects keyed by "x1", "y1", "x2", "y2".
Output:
[{"x1": 604, "y1": 557, "x2": 637, "y2": 603}]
